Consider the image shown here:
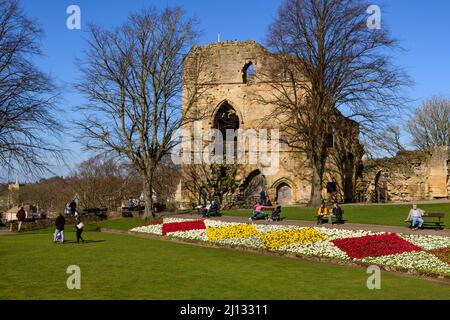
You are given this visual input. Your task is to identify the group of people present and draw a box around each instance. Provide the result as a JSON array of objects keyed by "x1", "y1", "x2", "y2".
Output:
[
  {"x1": 197, "y1": 201, "x2": 221, "y2": 217},
  {"x1": 316, "y1": 202, "x2": 343, "y2": 225},
  {"x1": 64, "y1": 200, "x2": 78, "y2": 216},
  {"x1": 53, "y1": 213, "x2": 85, "y2": 244}
]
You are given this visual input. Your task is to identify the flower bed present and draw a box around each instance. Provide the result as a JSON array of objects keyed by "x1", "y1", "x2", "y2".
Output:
[
  {"x1": 427, "y1": 248, "x2": 450, "y2": 265},
  {"x1": 131, "y1": 223, "x2": 163, "y2": 235},
  {"x1": 259, "y1": 227, "x2": 326, "y2": 249},
  {"x1": 162, "y1": 219, "x2": 205, "y2": 236},
  {"x1": 399, "y1": 234, "x2": 450, "y2": 250},
  {"x1": 206, "y1": 224, "x2": 259, "y2": 241},
  {"x1": 129, "y1": 217, "x2": 450, "y2": 277},
  {"x1": 360, "y1": 251, "x2": 450, "y2": 275},
  {"x1": 332, "y1": 233, "x2": 422, "y2": 259}
]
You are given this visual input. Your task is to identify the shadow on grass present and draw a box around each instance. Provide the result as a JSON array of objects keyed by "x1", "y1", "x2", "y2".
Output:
[{"x1": 54, "y1": 240, "x2": 106, "y2": 245}]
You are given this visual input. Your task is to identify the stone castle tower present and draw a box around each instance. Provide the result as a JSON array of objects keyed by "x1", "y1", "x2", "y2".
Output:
[{"x1": 175, "y1": 41, "x2": 362, "y2": 208}]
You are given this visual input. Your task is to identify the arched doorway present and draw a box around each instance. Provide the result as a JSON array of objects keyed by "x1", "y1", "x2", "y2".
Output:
[
  {"x1": 374, "y1": 171, "x2": 388, "y2": 203},
  {"x1": 276, "y1": 183, "x2": 292, "y2": 205},
  {"x1": 242, "y1": 170, "x2": 267, "y2": 202}
]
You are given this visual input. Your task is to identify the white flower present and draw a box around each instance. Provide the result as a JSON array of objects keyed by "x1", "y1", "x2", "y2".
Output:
[
  {"x1": 314, "y1": 227, "x2": 382, "y2": 240},
  {"x1": 203, "y1": 219, "x2": 242, "y2": 228},
  {"x1": 398, "y1": 234, "x2": 450, "y2": 250},
  {"x1": 214, "y1": 236, "x2": 266, "y2": 249},
  {"x1": 360, "y1": 251, "x2": 450, "y2": 276},
  {"x1": 130, "y1": 224, "x2": 162, "y2": 235},
  {"x1": 254, "y1": 224, "x2": 296, "y2": 234},
  {"x1": 163, "y1": 217, "x2": 198, "y2": 224},
  {"x1": 167, "y1": 229, "x2": 209, "y2": 241},
  {"x1": 278, "y1": 241, "x2": 350, "y2": 260}
]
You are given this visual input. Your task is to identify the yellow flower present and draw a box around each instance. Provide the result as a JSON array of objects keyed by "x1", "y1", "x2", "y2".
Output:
[
  {"x1": 206, "y1": 224, "x2": 259, "y2": 241},
  {"x1": 259, "y1": 227, "x2": 326, "y2": 249}
]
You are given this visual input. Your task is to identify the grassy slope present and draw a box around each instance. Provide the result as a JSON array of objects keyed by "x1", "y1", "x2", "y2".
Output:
[
  {"x1": 222, "y1": 203, "x2": 450, "y2": 228},
  {"x1": 1, "y1": 231, "x2": 449, "y2": 300}
]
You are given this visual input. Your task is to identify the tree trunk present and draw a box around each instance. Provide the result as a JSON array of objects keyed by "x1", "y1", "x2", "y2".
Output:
[
  {"x1": 308, "y1": 162, "x2": 323, "y2": 208},
  {"x1": 142, "y1": 171, "x2": 155, "y2": 220}
]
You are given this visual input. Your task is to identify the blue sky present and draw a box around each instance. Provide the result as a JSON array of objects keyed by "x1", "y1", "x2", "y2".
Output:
[{"x1": 16, "y1": 0, "x2": 450, "y2": 180}]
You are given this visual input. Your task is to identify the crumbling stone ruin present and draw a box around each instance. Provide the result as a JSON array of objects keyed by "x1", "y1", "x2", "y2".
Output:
[
  {"x1": 174, "y1": 41, "x2": 449, "y2": 208},
  {"x1": 357, "y1": 146, "x2": 450, "y2": 202},
  {"x1": 175, "y1": 41, "x2": 361, "y2": 208}
]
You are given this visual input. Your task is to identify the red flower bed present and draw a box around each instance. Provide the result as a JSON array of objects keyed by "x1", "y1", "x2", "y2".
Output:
[
  {"x1": 162, "y1": 220, "x2": 206, "y2": 236},
  {"x1": 332, "y1": 233, "x2": 421, "y2": 259}
]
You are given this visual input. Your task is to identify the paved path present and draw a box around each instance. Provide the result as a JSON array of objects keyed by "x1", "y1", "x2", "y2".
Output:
[
  {"x1": 0, "y1": 229, "x2": 14, "y2": 236},
  {"x1": 171, "y1": 214, "x2": 450, "y2": 237}
]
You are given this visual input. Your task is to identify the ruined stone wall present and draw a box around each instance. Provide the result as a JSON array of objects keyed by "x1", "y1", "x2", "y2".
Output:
[
  {"x1": 177, "y1": 41, "x2": 362, "y2": 208},
  {"x1": 358, "y1": 147, "x2": 449, "y2": 202}
]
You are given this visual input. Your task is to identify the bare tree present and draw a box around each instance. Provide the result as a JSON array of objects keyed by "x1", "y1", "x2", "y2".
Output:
[
  {"x1": 407, "y1": 96, "x2": 450, "y2": 151},
  {"x1": 71, "y1": 155, "x2": 141, "y2": 210},
  {"x1": 364, "y1": 125, "x2": 405, "y2": 157},
  {"x1": 262, "y1": 0, "x2": 410, "y2": 206},
  {"x1": 76, "y1": 7, "x2": 203, "y2": 218},
  {"x1": 0, "y1": 0, "x2": 62, "y2": 178},
  {"x1": 152, "y1": 157, "x2": 180, "y2": 207},
  {"x1": 183, "y1": 162, "x2": 240, "y2": 208}
]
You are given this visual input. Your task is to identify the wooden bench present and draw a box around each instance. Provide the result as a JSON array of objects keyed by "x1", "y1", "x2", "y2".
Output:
[
  {"x1": 408, "y1": 212, "x2": 445, "y2": 230},
  {"x1": 319, "y1": 210, "x2": 345, "y2": 224}
]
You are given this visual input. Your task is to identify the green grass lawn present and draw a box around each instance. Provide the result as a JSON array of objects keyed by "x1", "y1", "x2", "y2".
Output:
[
  {"x1": 1, "y1": 230, "x2": 449, "y2": 299},
  {"x1": 222, "y1": 203, "x2": 450, "y2": 228}
]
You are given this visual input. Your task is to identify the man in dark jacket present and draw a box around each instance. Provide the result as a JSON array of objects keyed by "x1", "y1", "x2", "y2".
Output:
[
  {"x1": 53, "y1": 213, "x2": 66, "y2": 244},
  {"x1": 16, "y1": 207, "x2": 26, "y2": 232},
  {"x1": 329, "y1": 203, "x2": 343, "y2": 224}
]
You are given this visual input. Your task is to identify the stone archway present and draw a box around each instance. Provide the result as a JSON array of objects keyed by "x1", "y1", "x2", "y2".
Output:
[
  {"x1": 374, "y1": 170, "x2": 389, "y2": 203},
  {"x1": 241, "y1": 170, "x2": 267, "y2": 202},
  {"x1": 276, "y1": 183, "x2": 292, "y2": 205}
]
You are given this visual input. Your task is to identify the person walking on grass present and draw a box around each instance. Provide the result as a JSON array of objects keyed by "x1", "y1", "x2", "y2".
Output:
[
  {"x1": 405, "y1": 204, "x2": 427, "y2": 231},
  {"x1": 75, "y1": 216, "x2": 85, "y2": 243},
  {"x1": 16, "y1": 207, "x2": 26, "y2": 232},
  {"x1": 53, "y1": 213, "x2": 65, "y2": 244}
]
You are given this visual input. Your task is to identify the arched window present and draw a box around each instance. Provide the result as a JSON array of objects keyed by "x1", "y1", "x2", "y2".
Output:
[
  {"x1": 213, "y1": 102, "x2": 240, "y2": 159},
  {"x1": 242, "y1": 62, "x2": 254, "y2": 84}
]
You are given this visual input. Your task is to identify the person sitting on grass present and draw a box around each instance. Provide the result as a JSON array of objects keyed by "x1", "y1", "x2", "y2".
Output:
[
  {"x1": 316, "y1": 201, "x2": 328, "y2": 225},
  {"x1": 405, "y1": 204, "x2": 427, "y2": 231},
  {"x1": 249, "y1": 202, "x2": 272, "y2": 221}
]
